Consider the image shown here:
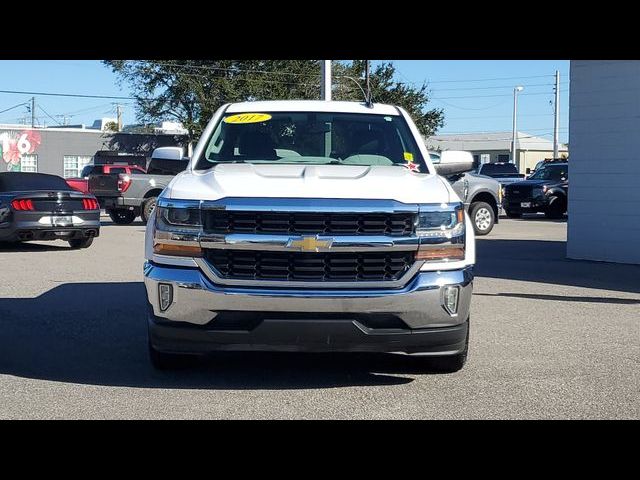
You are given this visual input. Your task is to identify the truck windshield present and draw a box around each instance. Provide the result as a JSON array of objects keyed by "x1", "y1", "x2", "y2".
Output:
[
  {"x1": 196, "y1": 111, "x2": 428, "y2": 173},
  {"x1": 529, "y1": 164, "x2": 568, "y2": 181}
]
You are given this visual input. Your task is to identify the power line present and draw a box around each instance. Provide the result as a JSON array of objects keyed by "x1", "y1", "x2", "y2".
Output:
[
  {"x1": 0, "y1": 101, "x2": 30, "y2": 115},
  {"x1": 432, "y1": 98, "x2": 513, "y2": 110},
  {"x1": 447, "y1": 113, "x2": 556, "y2": 120},
  {"x1": 428, "y1": 82, "x2": 568, "y2": 92},
  {"x1": 435, "y1": 128, "x2": 569, "y2": 138},
  {"x1": 0, "y1": 89, "x2": 134, "y2": 100},
  {"x1": 62, "y1": 102, "x2": 123, "y2": 117},
  {"x1": 433, "y1": 91, "x2": 561, "y2": 100},
  {"x1": 38, "y1": 105, "x2": 62, "y2": 126},
  {"x1": 151, "y1": 61, "x2": 322, "y2": 78},
  {"x1": 423, "y1": 74, "x2": 556, "y2": 84}
]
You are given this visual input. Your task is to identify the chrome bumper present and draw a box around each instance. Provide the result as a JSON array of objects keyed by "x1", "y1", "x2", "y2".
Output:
[{"x1": 143, "y1": 262, "x2": 473, "y2": 330}]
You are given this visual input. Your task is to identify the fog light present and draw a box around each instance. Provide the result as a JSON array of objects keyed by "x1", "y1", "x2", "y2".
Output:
[
  {"x1": 158, "y1": 283, "x2": 173, "y2": 312},
  {"x1": 443, "y1": 285, "x2": 460, "y2": 315}
]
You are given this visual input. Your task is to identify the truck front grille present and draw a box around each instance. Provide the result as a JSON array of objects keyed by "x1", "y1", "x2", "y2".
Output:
[
  {"x1": 203, "y1": 211, "x2": 415, "y2": 236},
  {"x1": 204, "y1": 250, "x2": 415, "y2": 282},
  {"x1": 504, "y1": 185, "x2": 533, "y2": 202}
]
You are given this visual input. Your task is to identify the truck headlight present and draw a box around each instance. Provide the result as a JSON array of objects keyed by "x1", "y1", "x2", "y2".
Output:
[
  {"x1": 416, "y1": 203, "x2": 465, "y2": 261},
  {"x1": 161, "y1": 206, "x2": 202, "y2": 227},
  {"x1": 153, "y1": 200, "x2": 202, "y2": 257},
  {"x1": 532, "y1": 187, "x2": 544, "y2": 198}
]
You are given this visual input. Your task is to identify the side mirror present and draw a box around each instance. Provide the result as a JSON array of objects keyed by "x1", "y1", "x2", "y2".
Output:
[
  {"x1": 525, "y1": 168, "x2": 531, "y2": 174},
  {"x1": 151, "y1": 146, "x2": 185, "y2": 161},
  {"x1": 433, "y1": 151, "x2": 474, "y2": 176}
]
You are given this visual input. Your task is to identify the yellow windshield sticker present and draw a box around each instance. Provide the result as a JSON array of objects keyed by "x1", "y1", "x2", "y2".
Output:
[
  {"x1": 404, "y1": 152, "x2": 414, "y2": 162},
  {"x1": 224, "y1": 113, "x2": 272, "y2": 124}
]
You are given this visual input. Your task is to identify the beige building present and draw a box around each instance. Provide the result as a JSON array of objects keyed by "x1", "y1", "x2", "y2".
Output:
[{"x1": 425, "y1": 132, "x2": 568, "y2": 173}]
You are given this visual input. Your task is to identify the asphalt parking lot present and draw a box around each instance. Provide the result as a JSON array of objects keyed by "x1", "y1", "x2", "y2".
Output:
[{"x1": 0, "y1": 215, "x2": 638, "y2": 419}]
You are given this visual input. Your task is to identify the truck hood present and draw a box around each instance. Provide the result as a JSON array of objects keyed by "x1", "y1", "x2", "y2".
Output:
[
  {"x1": 506, "y1": 179, "x2": 554, "y2": 188},
  {"x1": 168, "y1": 164, "x2": 455, "y2": 204}
]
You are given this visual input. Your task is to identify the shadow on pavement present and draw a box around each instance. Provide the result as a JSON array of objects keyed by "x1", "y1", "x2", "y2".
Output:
[
  {"x1": 474, "y1": 292, "x2": 640, "y2": 304},
  {"x1": 476, "y1": 239, "x2": 640, "y2": 294},
  {"x1": 100, "y1": 220, "x2": 146, "y2": 227},
  {"x1": 0, "y1": 242, "x2": 70, "y2": 252},
  {"x1": 499, "y1": 214, "x2": 567, "y2": 223},
  {"x1": 0, "y1": 282, "x2": 420, "y2": 389}
]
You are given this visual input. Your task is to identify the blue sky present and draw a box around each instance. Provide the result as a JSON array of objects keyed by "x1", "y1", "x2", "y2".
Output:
[{"x1": 0, "y1": 60, "x2": 569, "y2": 142}]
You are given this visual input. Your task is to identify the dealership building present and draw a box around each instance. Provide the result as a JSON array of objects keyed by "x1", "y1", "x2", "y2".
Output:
[
  {"x1": 425, "y1": 132, "x2": 568, "y2": 173},
  {"x1": 0, "y1": 123, "x2": 187, "y2": 178},
  {"x1": 567, "y1": 60, "x2": 640, "y2": 265}
]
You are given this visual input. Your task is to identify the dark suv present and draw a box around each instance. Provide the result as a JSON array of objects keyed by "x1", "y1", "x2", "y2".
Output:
[{"x1": 502, "y1": 162, "x2": 568, "y2": 219}]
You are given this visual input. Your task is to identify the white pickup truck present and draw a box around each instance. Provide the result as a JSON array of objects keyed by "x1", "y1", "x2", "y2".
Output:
[{"x1": 144, "y1": 100, "x2": 476, "y2": 372}]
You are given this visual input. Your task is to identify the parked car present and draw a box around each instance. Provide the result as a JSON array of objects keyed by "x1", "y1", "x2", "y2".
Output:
[
  {"x1": 0, "y1": 172, "x2": 100, "y2": 248},
  {"x1": 503, "y1": 162, "x2": 569, "y2": 219},
  {"x1": 475, "y1": 162, "x2": 524, "y2": 187},
  {"x1": 430, "y1": 151, "x2": 501, "y2": 236},
  {"x1": 88, "y1": 151, "x2": 188, "y2": 225},
  {"x1": 144, "y1": 100, "x2": 475, "y2": 372},
  {"x1": 66, "y1": 163, "x2": 146, "y2": 194},
  {"x1": 526, "y1": 157, "x2": 567, "y2": 178}
]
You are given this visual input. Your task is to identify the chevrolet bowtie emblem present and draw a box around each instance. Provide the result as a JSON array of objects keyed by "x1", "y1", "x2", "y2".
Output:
[{"x1": 286, "y1": 236, "x2": 333, "y2": 252}]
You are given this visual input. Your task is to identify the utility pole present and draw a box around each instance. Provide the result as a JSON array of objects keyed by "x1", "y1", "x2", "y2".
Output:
[
  {"x1": 511, "y1": 86, "x2": 524, "y2": 168},
  {"x1": 365, "y1": 60, "x2": 371, "y2": 105},
  {"x1": 553, "y1": 70, "x2": 560, "y2": 159},
  {"x1": 116, "y1": 104, "x2": 123, "y2": 132},
  {"x1": 321, "y1": 60, "x2": 332, "y2": 101},
  {"x1": 31, "y1": 97, "x2": 35, "y2": 128}
]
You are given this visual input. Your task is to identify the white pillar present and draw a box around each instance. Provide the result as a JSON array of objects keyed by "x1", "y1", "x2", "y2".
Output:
[{"x1": 321, "y1": 60, "x2": 332, "y2": 101}]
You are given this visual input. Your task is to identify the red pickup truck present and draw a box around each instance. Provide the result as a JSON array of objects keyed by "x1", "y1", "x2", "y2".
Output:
[{"x1": 66, "y1": 164, "x2": 146, "y2": 194}]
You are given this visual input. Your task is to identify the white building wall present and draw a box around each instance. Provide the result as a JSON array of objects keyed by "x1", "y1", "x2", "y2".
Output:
[{"x1": 568, "y1": 60, "x2": 640, "y2": 264}]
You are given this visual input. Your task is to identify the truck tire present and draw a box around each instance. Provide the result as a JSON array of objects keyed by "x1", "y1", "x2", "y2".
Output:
[
  {"x1": 470, "y1": 201, "x2": 495, "y2": 236},
  {"x1": 141, "y1": 197, "x2": 157, "y2": 225},
  {"x1": 148, "y1": 341, "x2": 198, "y2": 370},
  {"x1": 505, "y1": 210, "x2": 521, "y2": 219},
  {"x1": 68, "y1": 237, "x2": 94, "y2": 249},
  {"x1": 108, "y1": 209, "x2": 136, "y2": 225},
  {"x1": 544, "y1": 196, "x2": 566, "y2": 219}
]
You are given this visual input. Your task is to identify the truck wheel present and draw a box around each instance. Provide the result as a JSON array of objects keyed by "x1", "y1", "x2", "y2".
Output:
[
  {"x1": 141, "y1": 197, "x2": 157, "y2": 225},
  {"x1": 148, "y1": 341, "x2": 198, "y2": 370},
  {"x1": 505, "y1": 210, "x2": 521, "y2": 219},
  {"x1": 470, "y1": 201, "x2": 495, "y2": 236},
  {"x1": 108, "y1": 209, "x2": 136, "y2": 225},
  {"x1": 544, "y1": 196, "x2": 566, "y2": 219},
  {"x1": 68, "y1": 237, "x2": 94, "y2": 249}
]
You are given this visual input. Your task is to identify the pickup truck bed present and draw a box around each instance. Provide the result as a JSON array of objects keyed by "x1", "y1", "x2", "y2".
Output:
[{"x1": 88, "y1": 172, "x2": 177, "y2": 224}]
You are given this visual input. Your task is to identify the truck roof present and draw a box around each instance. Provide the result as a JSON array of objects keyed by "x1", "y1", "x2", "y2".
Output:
[{"x1": 225, "y1": 100, "x2": 401, "y2": 116}]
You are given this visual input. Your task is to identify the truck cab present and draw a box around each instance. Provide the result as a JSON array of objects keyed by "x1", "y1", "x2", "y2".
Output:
[{"x1": 143, "y1": 100, "x2": 476, "y2": 372}]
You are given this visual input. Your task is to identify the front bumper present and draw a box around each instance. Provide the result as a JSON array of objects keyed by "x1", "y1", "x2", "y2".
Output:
[
  {"x1": 144, "y1": 262, "x2": 473, "y2": 355},
  {"x1": 503, "y1": 197, "x2": 548, "y2": 213}
]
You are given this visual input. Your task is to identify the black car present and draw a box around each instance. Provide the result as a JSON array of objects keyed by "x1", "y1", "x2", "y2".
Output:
[
  {"x1": 0, "y1": 172, "x2": 100, "y2": 248},
  {"x1": 502, "y1": 162, "x2": 568, "y2": 219}
]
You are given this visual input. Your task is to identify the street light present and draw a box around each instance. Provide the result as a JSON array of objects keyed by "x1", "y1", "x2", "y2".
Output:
[{"x1": 511, "y1": 85, "x2": 524, "y2": 169}]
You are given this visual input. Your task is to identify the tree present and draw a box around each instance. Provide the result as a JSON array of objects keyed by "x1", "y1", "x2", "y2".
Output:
[
  {"x1": 333, "y1": 61, "x2": 444, "y2": 136},
  {"x1": 104, "y1": 60, "x2": 444, "y2": 139},
  {"x1": 103, "y1": 121, "x2": 119, "y2": 132}
]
